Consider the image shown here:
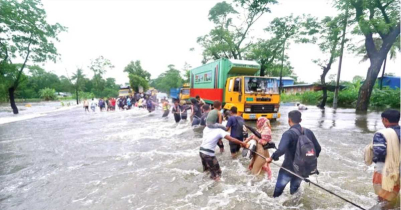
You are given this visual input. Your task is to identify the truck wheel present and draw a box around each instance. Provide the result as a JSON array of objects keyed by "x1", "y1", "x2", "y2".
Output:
[{"x1": 270, "y1": 118, "x2": 277, "y2": 122}]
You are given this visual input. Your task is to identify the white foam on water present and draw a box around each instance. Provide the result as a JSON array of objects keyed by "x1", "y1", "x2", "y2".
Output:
[
  {"x1": 0, "y1": 113, "x2": 45, "y2": 125},
  {"x1": 0, "y1": 104, "x2": 79, "y2": 125}
]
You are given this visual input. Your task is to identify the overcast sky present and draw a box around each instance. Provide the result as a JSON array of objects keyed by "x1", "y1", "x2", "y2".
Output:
[{"x1": 41, "y1": 0, "x2": 400, "y2": 85}]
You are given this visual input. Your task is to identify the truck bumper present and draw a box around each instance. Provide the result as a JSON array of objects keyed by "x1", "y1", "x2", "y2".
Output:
[{"x1": 242, "y1": 112, "x2": 280, "y2": 120}]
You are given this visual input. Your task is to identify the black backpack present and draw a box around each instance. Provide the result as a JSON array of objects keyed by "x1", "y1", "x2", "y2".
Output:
[
  {"x1": 291, "y1": 127, "x2": 318, "y2": 177},
  {"x1": 233, "y1": 116, "x2": 245, "y2": 140}
]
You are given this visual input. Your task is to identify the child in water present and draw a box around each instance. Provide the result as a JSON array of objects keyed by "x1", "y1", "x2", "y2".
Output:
[{"x1": 205, "y1": 101, "x2": 227, "y2": 130}]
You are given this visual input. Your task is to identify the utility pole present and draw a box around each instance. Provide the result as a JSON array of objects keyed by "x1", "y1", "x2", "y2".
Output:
[
  {"x1": 279, "y1": 40, "x2": 286, "y2": 95},
  {"x1": 380, "y1": 56, "x2": 387, "y2": 90},
  {"x1": 333, "y1": 3, "x2": 349, "y2": 108}
]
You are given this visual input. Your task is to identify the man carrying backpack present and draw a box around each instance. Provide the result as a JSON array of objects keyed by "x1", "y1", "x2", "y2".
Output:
[
  {"x1": 226, "y1": 106, "x2": 245, "y2": 158},
  {"x1": 266, "y1": 110, "x2": 321, "y2": 197}
]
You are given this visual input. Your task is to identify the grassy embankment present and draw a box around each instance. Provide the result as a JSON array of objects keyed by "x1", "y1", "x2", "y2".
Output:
[{"x1": 281, "y1": 86, "x2": 400, "y2": 109}]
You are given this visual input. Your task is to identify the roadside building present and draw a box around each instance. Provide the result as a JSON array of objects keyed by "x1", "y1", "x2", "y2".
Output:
[
  {"x1": 283, "y1": 84, "x2": 315, "y2": 94},
  {"x1": 377, "y1": 76, "x2": 400, "y2": 89}
]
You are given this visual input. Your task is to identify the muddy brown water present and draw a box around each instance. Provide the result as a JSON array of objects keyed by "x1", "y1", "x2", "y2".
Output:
[{"x1": 0, "y1": 103, "x2": 388, "y2": 209}]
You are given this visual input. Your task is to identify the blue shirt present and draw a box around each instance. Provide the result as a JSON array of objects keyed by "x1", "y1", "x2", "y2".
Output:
[
  {"x1": 226, "y1": 115, "x2": 241, "y2": 138},
  {"x1": 373, "y1": 125, "x2": 400, "y2": 163}
]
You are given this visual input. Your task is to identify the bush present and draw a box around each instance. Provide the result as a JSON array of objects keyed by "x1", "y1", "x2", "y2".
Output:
[
  {"x1": 39, "y1": 88, "x2": 56, "y2": 100},
  {"x1": 301, "y1": 91, "x2": 321, "y2": 105},
  {"x1": 281, "y1": 94, "x2": 301, "y2": 103},
  {"x1": 281, "y1": 86, "x2": 399, "y2": 109},
  {"x1": 370, "y1": 88, "x2": 400, "y2": 108},
  {"x1": 73, "y1": 91, "x2": 95, "y2": 100}
]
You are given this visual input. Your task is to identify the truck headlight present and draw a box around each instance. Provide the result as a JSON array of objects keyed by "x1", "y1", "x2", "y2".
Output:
[
  {"x1": 245, "y1": 108, "x2": 251, "y2": 112},
  {"x1": 274, "y1": 104, "x2": 279, "y2": 112}
]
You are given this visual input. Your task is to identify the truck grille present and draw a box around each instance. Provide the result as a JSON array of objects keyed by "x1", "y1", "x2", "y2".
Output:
[{"x1": 251, "y1": 104, "x2": 275, "y2": 113}]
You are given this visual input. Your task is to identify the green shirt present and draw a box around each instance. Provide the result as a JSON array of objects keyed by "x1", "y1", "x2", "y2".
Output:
[{"x1": 206, "y1": 109, "x2": 219, "y2": 125}]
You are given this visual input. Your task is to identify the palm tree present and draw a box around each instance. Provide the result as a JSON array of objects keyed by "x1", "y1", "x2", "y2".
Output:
[
  {"x1": 355, "y1": 37, "x2": 400, "y2": 89},
  {"x1": 71, "y1": 68, "x2": 86, "y2": 105}
]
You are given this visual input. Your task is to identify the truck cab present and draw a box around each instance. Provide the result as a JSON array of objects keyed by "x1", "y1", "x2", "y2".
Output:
[
  {"x1": 179, "y1": 84, "x2": 190, "y2": 104},
  {"x1": 170, "y1": 84, "x2": 191, "y2": 104},
  {"x1": 224, "y1": 76, "x2": 280, "y2": 120},
  {"x1": 119, "y1": 86, "x2": 133, "y2": 97},
  {"x1": 189, "y1": 58, "x2": 281, "y2": 120}
]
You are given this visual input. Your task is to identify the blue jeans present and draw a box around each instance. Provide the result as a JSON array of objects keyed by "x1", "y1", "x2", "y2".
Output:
[
  {"x1": 273, "y1": 169, "x2": 302, "y2": 197},
  {"x1": 192, "y1": 118, "x2": 201, "y2": 126}
]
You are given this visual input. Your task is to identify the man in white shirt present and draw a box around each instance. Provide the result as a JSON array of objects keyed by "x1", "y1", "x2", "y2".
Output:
[{"x1": 200, "y1": 127, "x2": 248, "y2": 181}]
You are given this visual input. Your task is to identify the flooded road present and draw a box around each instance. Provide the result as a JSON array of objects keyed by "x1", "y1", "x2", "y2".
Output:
[{"x1": 0, "y1": 103, "x2": 387, "y2": 209}]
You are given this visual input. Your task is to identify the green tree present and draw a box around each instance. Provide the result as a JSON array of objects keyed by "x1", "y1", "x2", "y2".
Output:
[
  {"x1": 0, "y1": 0, "x2": 66, "y2": 114},
  {"x1": 71, "y1": 68, "x2": 86, "y2": 104},
  {"x1": 247, "y1": 15, "x2": 319, "y2": 78},
  {"x1": 153, "y1": 65, "x2": 183, "y2": 93},
  {"x1": 39, "y1": 87, "x2": 56, "y2": 101},
  {"x1": 89, "y1": 56, "x2": 114, "y2": 94},
  {"x1": 353, "y1": 36, "x2": 400, "y2": 89},
  {"x1": 182, "y1": 62, "x2": 192, "y2": 83},
  {"x1": 58, "y1": 76, "x2": 73, "y2": 93},
  {"x1": 246, "y1": 38, "x2": 283, "y2": 76},
  {"x1": 312, "y1": 16, "x2": 343, "y2": 108},
  {"x1": 124, "y1": 60, "x2": 151, "y2": 81},
  {"x1": 337, "y1": 0, "x2": 400, "y2": 111},
  {"x1": 25, "y1": 65, "x2": 61, "y2": 94},
  {"x1": 197, "y1": 0, "x2": 277, "y2": 63},
  {"x1": 129, "y1": 74, "x2": 149, "y2": 92}
]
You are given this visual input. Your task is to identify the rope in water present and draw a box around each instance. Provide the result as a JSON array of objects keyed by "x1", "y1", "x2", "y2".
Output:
[{"x1": 251, "y1": 150, "x2": 366, "y2": 210}]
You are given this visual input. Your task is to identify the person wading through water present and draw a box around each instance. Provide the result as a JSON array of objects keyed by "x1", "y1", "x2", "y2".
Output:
[
  {"x1": 172, "y1": 100, "x2": 181, "y2": 123},
  {"x1": 365, "y1": 109, "x2": 400, "y2": 208},
  {"x1": 200, "y1": 104, "x2": 210, "y2": 126},
  {"x1": 266, "y1": 110, "x2": 321, "y2": 197},
  {"x1": 226, "y1": 106, "x2": 246, "y2": 158},
  {"x1": 83, "y1": 99, "x2": 89, "y2": 112},
  {"x1": 196, "y1": 95, "x2": 205, "y2": 106},
  {"x1": 199, "y1": 125, "x2": 249, "y2": 181},
  {"x1": 162, "y1": 99, "x2": 170, "y2": 117},
  {"x1": 190, "y1": 98, "x2": 202, "y2": 125},
  {"x1": 205, "y1": 101, "x2": 227, "y2": 130},
  {"x1": 180, "y1": 101, "x2": 189, "y2": 121},
  {"x1": 244, "y1": 117, "x2": 273, "y2": 179}
]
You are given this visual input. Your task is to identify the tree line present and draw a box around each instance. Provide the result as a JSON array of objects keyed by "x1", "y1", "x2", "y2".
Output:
[
  {"x1": 195, "y1": 0, "x2": 400, "y2": 111},
  {"x1": 125, "y1": 60, "x2": 191, "y2": 95},
  {"x1": 1, "y1": 0, "x2": 399, "y2": 114}
]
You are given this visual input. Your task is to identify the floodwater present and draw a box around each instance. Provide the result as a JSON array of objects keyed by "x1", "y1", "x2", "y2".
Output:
[{"x1": 0, "y1": 102, "x2": 392, "y2": 210}]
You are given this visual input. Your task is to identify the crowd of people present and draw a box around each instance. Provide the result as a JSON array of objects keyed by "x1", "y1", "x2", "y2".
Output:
[
  {"x1": 82, "y1": 92, "x2": 400, "y2": 207},
  {"x1": 180, "y1": 96, "x2": 400, "y2": 207},
  {"x1": 165, "y1": 94, "x2": 320, "y2": 198},
  {"x1": 82, "y1": 93, "x2": 166, "y2": 113}
]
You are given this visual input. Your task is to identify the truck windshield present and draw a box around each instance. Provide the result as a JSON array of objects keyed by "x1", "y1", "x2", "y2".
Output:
[
  {"x1": 244, "y1": 77, "x2": 278, "y2": 94},
  {"x1": 181, "y1": 89, "x2": 190, "y2": 95},
  {"x1": 119, "y1": 90, "x2": 129, "y2": 94}
]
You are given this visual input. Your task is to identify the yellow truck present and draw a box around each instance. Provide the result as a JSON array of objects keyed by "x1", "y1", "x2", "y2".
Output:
[
  {"x1": 190, "y1": 58, "x2": 280, "y2": 120},
  {"x1": 118, "y1": 86, "x2": 133, "y2": 97},
  {"x1": 170, "y1": 83, "x2": 191, "y2": 104},
  {"x1": 179, "y1": 83, "x2": 190, "y2": 104}
]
